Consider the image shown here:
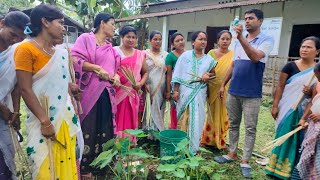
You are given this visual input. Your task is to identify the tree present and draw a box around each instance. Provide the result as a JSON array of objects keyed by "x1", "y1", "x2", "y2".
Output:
[{"x1": 0, "y1": 0, "x2": 32, "y2": 14}]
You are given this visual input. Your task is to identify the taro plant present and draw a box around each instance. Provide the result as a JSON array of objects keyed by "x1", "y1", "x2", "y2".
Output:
[
  {"x1": 90, "y1": 129, "x2": 160, "y2": 180},
  {"x1": 156, "y1": 139, "x2": 223, "y2": 180}
]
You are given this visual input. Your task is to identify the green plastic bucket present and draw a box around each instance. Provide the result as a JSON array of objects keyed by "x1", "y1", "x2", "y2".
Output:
[{"x1": 159, "y1": 129, "x2": 187, "y2": 164}]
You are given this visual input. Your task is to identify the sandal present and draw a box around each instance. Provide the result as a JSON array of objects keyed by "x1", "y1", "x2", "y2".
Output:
[
  {"x1": 213, "y1": 155, "x2": 236, "y2": 164},
  {"x1": 240, "y1": 164, "x2": 252, "y2": 179}
]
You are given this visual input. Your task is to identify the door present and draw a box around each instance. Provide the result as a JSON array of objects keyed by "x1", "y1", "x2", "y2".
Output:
[
  {"x1": 205, "y1": 26, "x2": 229, "y2": 54},
  {"x1": 289, "y1": 24, "x2": 320, "y2": 61}
]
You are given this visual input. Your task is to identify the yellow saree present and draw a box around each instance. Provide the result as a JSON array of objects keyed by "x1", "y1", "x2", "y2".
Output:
[{"x1": 201, "y1": 50, "x2": 234, "y2": 149}]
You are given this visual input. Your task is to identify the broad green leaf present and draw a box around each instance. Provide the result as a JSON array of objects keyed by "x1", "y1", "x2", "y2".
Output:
[
  {"x1": 99, "y1": 150, "x2": 118, "y2": 168},
  {"x1": 156, "y1": 174, "x2": 162, "y2": 179},
  {"x1": 90, "y1": 149, "x2": 112, "y2": 166},
  {"x1": 175, "y1": 161, "x2": 187, "y2": 169},
  {"x1": 175, "y1": 138, "x2": 189, "y2": 152},
  {"x1": 126, "y1": 148, "x2": 154, "y2": 158},
  {"x1": 124, "y1": 129, "x2": 148, "y2": 137},
  {"x1": 102, "y1": 138, "x2": 115, "y2": 151},
  {"x1": 157, "y1": 164, "x2": 177, "y2": 172},
  {"x1": 173, "y1": 169, "x2": 185, "y2": 178},
  {"x1": 160, "y1": 156, "x2": 175, "y2": 161},
  {"x1": 87, "y1": 0, "x2": 97, "y2": 8},
  {"x1": 199, "y1": 147, "x2": 213, "y2": 154},
  {"x1": 115, "y1": 161, "x2": 122, "y2": 174},
  {"x1": 213, "y1": 173, "x2": 221, "y2": 180}
]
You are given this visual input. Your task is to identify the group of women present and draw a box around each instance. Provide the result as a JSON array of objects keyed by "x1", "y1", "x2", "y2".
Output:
[
  {"x1": 0, "y1": 4, "x2": 234, "y2": 179},
  {"x1": 1, "y1": 3, "x2": 320, "y2": 180}
]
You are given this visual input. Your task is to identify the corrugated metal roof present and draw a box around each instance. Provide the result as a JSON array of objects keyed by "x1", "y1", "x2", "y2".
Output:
[{"x1": 116, "y1": 0, "x2": 286, "y2": 22}]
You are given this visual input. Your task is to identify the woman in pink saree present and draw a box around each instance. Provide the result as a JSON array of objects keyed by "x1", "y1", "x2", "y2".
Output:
[
  {"x1": 114, "y1": 25, "x2": 148, "y2": 140},
  {"x1": 71, "y1": 13, "x2": 120, "y2": 179}
]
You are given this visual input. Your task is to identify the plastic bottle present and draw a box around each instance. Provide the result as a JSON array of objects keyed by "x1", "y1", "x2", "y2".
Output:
[{"x1": 233, "y1": 16, "x2": 240, "y2": 26}]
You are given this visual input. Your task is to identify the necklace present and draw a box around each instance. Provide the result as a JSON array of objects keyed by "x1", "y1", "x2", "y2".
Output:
[
  {"x1": 32, "y1": 39, "x2": 54, "y2": 56},
  {"x1": 95, "y1": 35, "x2": 106, "y2": 46}
]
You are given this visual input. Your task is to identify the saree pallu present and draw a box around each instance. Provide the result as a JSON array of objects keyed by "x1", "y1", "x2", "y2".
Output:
[
  {"x1": 24, "y1": 49, "x2": 81, "y2": 179},
  {"x1": 297, "y1": 88, "x2": 320, "y2": 180},
  {"x1": 144, "y1": 49, "x2": 168, "y2": 131},
  {"x1": 0, "y1": 45, "x2": 18, "y2": 180},
  {"x1": 201, "y1": 50, "x2": 233, "y2": 149},
  {"x1": 172, "y1": 50, "x2": 217, "y2": 153},
  {"x1": 265, "y1": 68, "x2": 316, "y2": 179},
  {"x1": 116, "y1": 50, "x2": 145, "y2": 140}
]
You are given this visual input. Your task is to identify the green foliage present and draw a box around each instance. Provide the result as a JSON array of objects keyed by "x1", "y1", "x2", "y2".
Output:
[
  {"x1": 0, "y1": 0, "x2": 33, "y2": 14},
  {"x1": 90, "y1": 129, "x2": 158, "y2": 180},
  {"x1": 155, "y1": 141, "x2": 221, "y2": 180}
]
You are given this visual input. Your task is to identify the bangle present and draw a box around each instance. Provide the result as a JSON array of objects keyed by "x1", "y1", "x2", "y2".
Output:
[{"x1": 41, "y1": 123, "x2": 52, "y2": 129}]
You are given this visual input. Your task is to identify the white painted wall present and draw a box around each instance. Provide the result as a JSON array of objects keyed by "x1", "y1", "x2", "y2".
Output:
[{"x1": 148, "y1": 0, "x2": 320, "y2": 62}]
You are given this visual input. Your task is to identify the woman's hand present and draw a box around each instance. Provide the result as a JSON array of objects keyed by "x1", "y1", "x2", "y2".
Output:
[
  {"x1": 112, "y1": 74, "x2": 121, "y2": 87},
  {"x1": 69, "y1": 83, "x2": 81, "y2": 101},
  {"x1": 165, "y1": 91, "x2": 171, "y2": 101},
  {"x1": 303, "y1": 85, "x2": 312, "y2": 96},
  {"x1": 298, "y1": 119, "x2": 308, "y2": 128},
  {"x1": 271, "y1": 105, "x2": 279, "y2": 120},
  {"x1": 97, "y1": 68, "x2": 110, "y2": 81},
  {"x1": 219, "y1": 86, "x2": 225, "y2": 100},
  {"x1": 133, "y1": 82, "x2": 142, "y2": 92},
  {"x1": 309, "y1": 113, "x2": 320, "y2": 122},
  {"x1": 172, "y1": 91, "x2": 179, "y2": 102},
  {"x1": 145, "y1": 84, "x2": 150, "y2": 93},
  {"x1": 40, "y1": 118, "x2": 55, "y2": 139},
  {"x1": 201, "y1": 73, "x2": 210, "y2": 82}
]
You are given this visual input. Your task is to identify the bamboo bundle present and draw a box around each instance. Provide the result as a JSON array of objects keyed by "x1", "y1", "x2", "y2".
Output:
[
  {"x1": 39, "y1": 95, "x2": 55, "y2": 180},
  {"x1": 93, "y1": 70, "x2": 134, "y2": 97},
  {"x1": 65, "y1": 34, "x2": 83, "y2": 115},
  {"x1": 262, "y1": 123, "x2": 308, "y2": 152},
  {"x1": 187, "y1": 72, "x2": 216, "y2": 84},
  {"x1": 121, "y1": 66, "x2": 143, "y2": 95},
  {"x1": 141, "y1": 92, "x2": 151, "y2": 130},
  {"x1": 9, "y1": 127, "x2": 32, "y2": 179}
]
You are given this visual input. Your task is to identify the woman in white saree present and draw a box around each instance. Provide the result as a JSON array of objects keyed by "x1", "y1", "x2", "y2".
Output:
[
  {"x1": 172, "y1": 31, "x2": 217, "y2": 154},
  {"x1": 144, "y1": 31, "x2": 168, "y2": 131},
  {"x1": 0, "y1": 11, "x2": 29, "y2": 180},
  {"x1": 15, "y1": 5, "x2": 82, "y2": 180}
]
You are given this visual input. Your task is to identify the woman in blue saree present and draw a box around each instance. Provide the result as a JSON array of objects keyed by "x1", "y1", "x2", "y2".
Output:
[{"x1": 266, "y1": 36, "x2": 320, "y2": 179}]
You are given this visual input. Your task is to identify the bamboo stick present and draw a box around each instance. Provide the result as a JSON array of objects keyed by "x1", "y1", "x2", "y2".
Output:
[
  {"x1": 65, "y1": 33, "x2": 83, "y2": 115},
  {"x1": 40, "y1": 95, "x2": 55, "y2": 180}
]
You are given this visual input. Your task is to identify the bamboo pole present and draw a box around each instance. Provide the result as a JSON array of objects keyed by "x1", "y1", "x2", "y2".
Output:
[{"x1": 65, "y1": 32, "x2": 83, "y2": 115}]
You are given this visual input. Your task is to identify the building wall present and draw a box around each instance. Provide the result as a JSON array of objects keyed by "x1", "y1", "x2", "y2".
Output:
[
  {"x1": 148, "y1": 0, "x2": 320, "y2": 60},
  {"x1": 148, "y1": 0, "x2": 248, "y2": 13}
]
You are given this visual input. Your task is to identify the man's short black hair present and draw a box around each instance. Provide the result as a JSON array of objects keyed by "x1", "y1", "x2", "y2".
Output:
[{"x1": 245, "y1": 9, "x2": 264, "y2": 20}]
